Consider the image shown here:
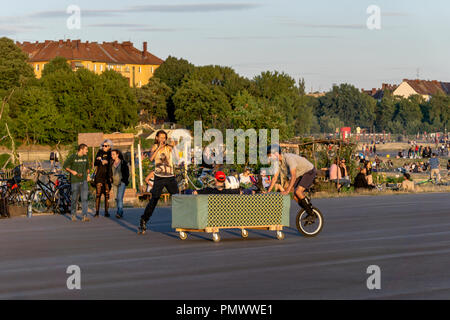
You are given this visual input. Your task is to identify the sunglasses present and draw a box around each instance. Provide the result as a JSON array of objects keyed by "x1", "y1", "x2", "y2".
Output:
[{"x1": 102, "y1": 145, "x2": 109, "y2": 147}]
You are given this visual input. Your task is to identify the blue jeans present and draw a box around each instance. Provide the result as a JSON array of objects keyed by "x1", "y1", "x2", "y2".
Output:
[
  {"x1": 115, "y1": 182, "x2": 126, "y2": 216},
  {"x1": 71, "y1": 181, "x2": 88, "y2": 217}
]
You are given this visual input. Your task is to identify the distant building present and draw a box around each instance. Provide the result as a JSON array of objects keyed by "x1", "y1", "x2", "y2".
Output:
[
  {"x1": 306, "y1": 92, "x2": 326, "y2": 98},
  {"x1": 16, "y1": 39, "x2": 164, "y2": 88},
  {"x1": 393, "y1": 79, "x2": 450, "y2": 100},
  {"x1": 361, "y1": 83, "x2": 398, "y2": 101}
]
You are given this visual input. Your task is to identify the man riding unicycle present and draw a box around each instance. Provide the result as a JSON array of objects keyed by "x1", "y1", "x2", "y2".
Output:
[{"x1": 266, "y1": 144, "x2": 324, "y2": 237}]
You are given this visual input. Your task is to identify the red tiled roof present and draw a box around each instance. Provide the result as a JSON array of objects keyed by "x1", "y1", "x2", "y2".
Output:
[
  {"x1": 404, "y1": 79, "x2": 450, "y2": 96},
  {"x1": 16, "y1": 40, "x2": 164, "y2": 65}
]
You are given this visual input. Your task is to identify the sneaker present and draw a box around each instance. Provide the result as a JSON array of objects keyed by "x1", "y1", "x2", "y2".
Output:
[
  {"x1": 104, "y1": 212, "x2": 110, "y2": 218},
  {"x1": 138, "y1": 218, "x2": 147, "y2": 234},
  {"x1": 82, "y1": 216, "x2": 90, "y2": 222},
  {"x1": 115, "y1": 213, "x2": 121, "y2": 219},
  {"x1": 71, "y1": 215, "x2": 77, "y2": 222},
  {"x1": 94, "y1": 213, "x2": 99, "y2": 218}
]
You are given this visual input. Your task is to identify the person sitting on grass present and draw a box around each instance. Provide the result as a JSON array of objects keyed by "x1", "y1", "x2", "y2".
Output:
[
  {"x1": 401, "y1": 173, "x2": 415, "y2": 192},
  {"x1": 353, "y1": 167, "x2": 374, "y2": 192}
]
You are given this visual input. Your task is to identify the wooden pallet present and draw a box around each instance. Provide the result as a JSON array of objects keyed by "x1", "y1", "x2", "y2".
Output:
[{"x1": 175, "y1": 225, "x2": 285, "y2": 242}]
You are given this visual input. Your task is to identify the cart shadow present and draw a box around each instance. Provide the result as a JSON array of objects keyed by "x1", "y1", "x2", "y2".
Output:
[{"x1": 283, "y1": 226, "x2": 303, "y2": 237}]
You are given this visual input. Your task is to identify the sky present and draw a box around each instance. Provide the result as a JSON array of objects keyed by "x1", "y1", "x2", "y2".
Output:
[{"x1": 1, "y1": 0, "x2": 449, "y2": 91}]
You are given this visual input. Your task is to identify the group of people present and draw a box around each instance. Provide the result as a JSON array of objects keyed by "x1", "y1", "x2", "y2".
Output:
[
  {"x1": 136, "y1": 130, "x2": 319, "y2": 234},
  {"x1": 62, "y1": 130, "x2": 448, "y2": 232},
  {"x1": 361, "y1": 143, "x2": 377, "y2": 157},
  {"x1": 63, "y1": 140, "x2": 129, "y2": 222},
  {"x1": 397, "y1": 145, "x2": 433, "y2": 159}
]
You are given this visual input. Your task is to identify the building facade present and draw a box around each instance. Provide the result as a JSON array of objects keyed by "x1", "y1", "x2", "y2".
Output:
[
  {"x1": 393, "y1": 79, "x2": 450, "y2": 100},
  {"x1": 17, "y1": 40, "x2": 164, "y2": 88}
]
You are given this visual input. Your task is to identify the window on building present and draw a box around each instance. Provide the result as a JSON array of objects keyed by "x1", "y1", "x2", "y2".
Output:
[
  {"x1": 151, "y1": 66, "x2": 154, "y2": 73},
  {"x1": 36, "y1": 64, "x2": 39, "y2": 71},
  {"x1": 94, "y1": 64, "x2": 97, "y2": 71},
  {"x1": 100, "y1": 65, "x2": 103, "y2": 71},
  {"x1": 139, "y1": 66, "x2": 142, "y2": 73},
  {"x1": 139, "y1": 81, "x2": 142, "y2": 87}
]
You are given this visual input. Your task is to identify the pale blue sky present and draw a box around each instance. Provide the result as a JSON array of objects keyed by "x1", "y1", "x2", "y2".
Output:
[{"x1": 1, "y1": 0, "x2": 449, "y2": 91}]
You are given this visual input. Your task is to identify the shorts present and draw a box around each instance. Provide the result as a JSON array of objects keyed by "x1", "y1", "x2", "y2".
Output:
[{"x1": 293, "y1": 168, "x2": 317, "y2": 190}]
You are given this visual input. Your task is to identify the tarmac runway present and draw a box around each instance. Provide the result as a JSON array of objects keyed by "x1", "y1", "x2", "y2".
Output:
[{"x1": 1, "y1": 192, "x2": 449, "y2": 300}]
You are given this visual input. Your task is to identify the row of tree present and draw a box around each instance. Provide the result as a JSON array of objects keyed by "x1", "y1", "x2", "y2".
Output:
[
  {"x1": 0, "y1": 36, "x2": 448, "y2": 147},
  {"x1": 0, "y1": 38, "x2": 138, "y2": 144},
  {"x1": 145, "y1": 57, "x2": 449, "y2": 136}
]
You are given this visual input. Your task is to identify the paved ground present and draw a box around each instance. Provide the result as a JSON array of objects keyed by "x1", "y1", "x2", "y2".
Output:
[{"x1": 1, "y1": 193, "x2": 450, "y2": 300}]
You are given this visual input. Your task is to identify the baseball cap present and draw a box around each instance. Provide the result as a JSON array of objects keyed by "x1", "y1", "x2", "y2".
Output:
[{"x1": 215, "y1": 171, "x2": 226, "y2": 182}]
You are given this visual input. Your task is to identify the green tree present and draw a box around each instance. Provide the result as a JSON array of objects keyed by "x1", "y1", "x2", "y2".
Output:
[
  {"x1": 173, "y1": 80, "x2": 231, "y2": 130},
  {"x1": 230, "y1": 90, "x2": 288, "y2": 137},
  {"x1": 153, "y1": 56, "x2": 195, "y2": 90},
  {"x1": 186, "y1": 65, "x2": 252, "y2": 100},
  {"x1": 375, "y1": 91, "x2": 397, "y2": 131},
  {"x1": 294, "y1": 95, "x2": 316, "y2": 135},
  {"x1": 7, "y1": 86, "x2": 62, "y2": 144},
  {"x1": 317, "y1": 84, "x2": 376, "y2": 130},
  {"x1": 135, "y1": 77, "x2": 172, "y2": 123},
  {"x1": 0, "y1": 37, "x2": 35, "y2": 94},
  {"x1": 41, "y1": 56, "x2": 72, "y2": 77},
  {"x1": 393, "y1": 95, "x2": 423, "y2": 134},
  {"x1": 427, "y1": 93, "x2": 450, "y2": 131}
]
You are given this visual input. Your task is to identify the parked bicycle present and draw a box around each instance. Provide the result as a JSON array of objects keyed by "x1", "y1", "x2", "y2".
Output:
[
  {"x1": 27, "y1": 168, "x2": 71, "y2": 214},
  {"x1": 0, "y1": 165, "x2": 29, "y2": 207}
]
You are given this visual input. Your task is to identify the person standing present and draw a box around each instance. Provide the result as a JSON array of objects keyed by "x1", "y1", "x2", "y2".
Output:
[
  {"x1": 429, "y1": 153, "x2": 441, "y2": 183},
  {"x1": 266, "y1": 145, "x2": 317, "y2": 219},
  {"x1": 111, "y1": 149, "x2": 129, "y2": 219},
  {"x1": 94, "y1": 140, "x2": 113, "y2": 218},
  {"x1": 138, "y1": 130, "x2": 179, "y2": 234},
  {"x1": 64, "y1": 144, "x2": 90, "y2": 222}
]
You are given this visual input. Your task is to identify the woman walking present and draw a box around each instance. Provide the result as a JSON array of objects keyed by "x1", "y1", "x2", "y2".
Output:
[
  {"x1": 138, "y1": 130, "x2": 179, "y2": 234},
  {"x1": 111, "y1": 150, "x2": 129, "y2": 219},
  {"x1": 94, "y1": 139, "x2": 113, "y2": 217}
]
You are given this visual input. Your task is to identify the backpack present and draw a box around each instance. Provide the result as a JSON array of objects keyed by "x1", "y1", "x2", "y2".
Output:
[{"x1": 225, "y1": 176, "x2": 240, "y2": 189}]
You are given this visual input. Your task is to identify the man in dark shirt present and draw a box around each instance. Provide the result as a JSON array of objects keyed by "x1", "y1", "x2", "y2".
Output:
[{"x1": 63, "y1": 144, "x2": 90, "y2": 222}]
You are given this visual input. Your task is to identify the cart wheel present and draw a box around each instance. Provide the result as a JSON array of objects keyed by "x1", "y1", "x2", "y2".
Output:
[
  {"x1": 179, "y1": 231, "x2": 188, "y2": 240},
  {"x1": 212, "y1": 233, "x2": 221, "y2": 242},
  {"x1": 276, "y1": 231, "x2": 285, "y2": 240},
  {"x1": 241, "y1": 229, "x2": 248, "y2": 238}
]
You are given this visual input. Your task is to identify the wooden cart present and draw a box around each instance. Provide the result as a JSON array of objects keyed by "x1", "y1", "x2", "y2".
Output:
[{"x1": 172, "y1": 194, "x2": 290, "y2": 242}]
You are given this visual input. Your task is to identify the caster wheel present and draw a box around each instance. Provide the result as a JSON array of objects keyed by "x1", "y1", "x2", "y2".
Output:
[
  {"x1": 241, "y1": 229, "x2": 248, "y2": 238},
  {"x1": 212, "y1": 233, "x2": 221, "y2": 242},
  {"x1": 276, "y1": 231, "x2": 285, "y2": 240},
  {"x1": 179, "y1": 231, "x2": 188, "y2": 240}
]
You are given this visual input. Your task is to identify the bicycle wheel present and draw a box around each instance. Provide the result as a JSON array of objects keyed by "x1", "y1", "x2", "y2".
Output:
[
  {"x1": 8, "y1": 189, "x2": 28, "y2": 207},
  {"x1": 30, "y1": 190, "x2": 53, "y2": 213},
  {"x1": 54, "y1": 186, "x2": 71, "y2": 214},
  {"x1": 296, "y1": 207, "x2": 324, "y2": 237}
]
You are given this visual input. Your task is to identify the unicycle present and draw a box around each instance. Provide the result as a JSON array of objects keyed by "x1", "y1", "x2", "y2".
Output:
[{"x1": 295, "y1": 194, "x2": 324, "y2": 237}]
